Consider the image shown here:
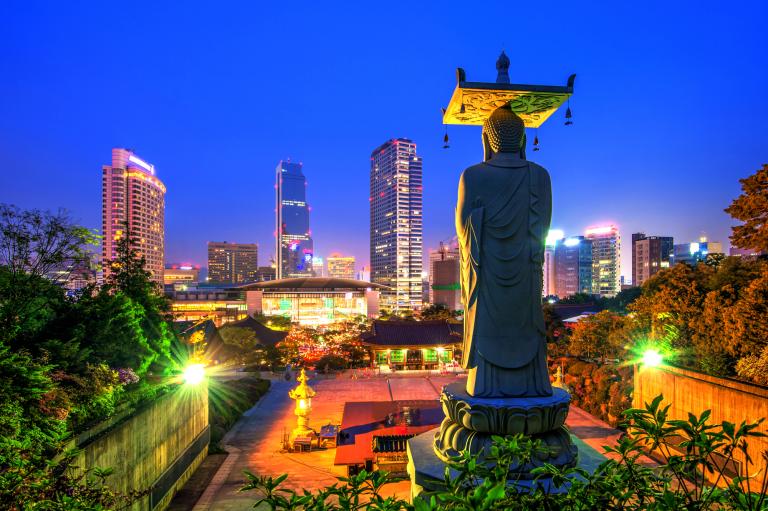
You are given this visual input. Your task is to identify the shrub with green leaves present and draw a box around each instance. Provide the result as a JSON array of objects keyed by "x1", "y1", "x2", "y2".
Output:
[{"x1": 240, "y1": 395, "x2": 768, "y2": 510}]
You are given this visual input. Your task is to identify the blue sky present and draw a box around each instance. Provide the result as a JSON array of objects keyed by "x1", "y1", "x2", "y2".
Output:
[{"x1": 1, "y1": 1, "x2": 766, "y2": 278}]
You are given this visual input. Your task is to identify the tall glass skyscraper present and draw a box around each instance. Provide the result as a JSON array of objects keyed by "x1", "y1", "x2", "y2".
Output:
[
  {"x1": 276, "y1": 160, "x2": 313, "y2": 279},
  {"x1": 370, "y1": 138, "x2": 423, "y2": 312},
  {"x1": 554, "y1": 236, "x2": 593, "y2": 298}
]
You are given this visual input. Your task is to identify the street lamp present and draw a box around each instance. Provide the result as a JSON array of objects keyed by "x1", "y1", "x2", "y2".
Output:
[{"x1": 183, "y1": 363, "x2": 206, "y2": 385}]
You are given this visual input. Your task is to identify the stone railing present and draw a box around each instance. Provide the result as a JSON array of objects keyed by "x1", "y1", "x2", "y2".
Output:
[
  {"x1": 634, "y1": 364, "x2": 768, "y2": 481},
  {"x1": 72, "y1": 383, "x2": 209, "y2": 510}
]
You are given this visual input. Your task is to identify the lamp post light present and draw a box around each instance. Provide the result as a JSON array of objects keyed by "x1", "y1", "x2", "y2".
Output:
[{"x1": 288, "y1": 368, "x2": 316, "y2": 442}]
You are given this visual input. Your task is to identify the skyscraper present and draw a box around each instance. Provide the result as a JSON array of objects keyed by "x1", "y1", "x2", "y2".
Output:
[
  {"x1": 327, "y1": 254, "x2": 356, "y2": 280},
  {"x1": 102, "y1": 148, "x2": 165, "y2": 284},
  {"x1": 276, "y1": 160, "x2": 313, "y2": 279},
  {"x1": 554, "y1": 236, "x2": 593, "y2": 298},
  {"x1": 585, "y1": 225, "x2": 621, "y2": 297},
  {"x1": 207, "y1": 242, "x2": 259, "y2": 284},
  {"x1": 543, "y1": 229, "x2": 564, "y2": 297},
  {"x1": 370, "y1": 138, "x2": 423, "y2": 312},
  {"x1": 632, "y1": 233, "x2": 673, "y2": 287},
  {"x1": 428, "y1": 242, "x2": 461, "y2": 310}
]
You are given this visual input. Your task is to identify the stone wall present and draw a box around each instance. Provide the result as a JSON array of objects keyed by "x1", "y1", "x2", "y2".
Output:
[
  {"x1": 73, "y1": 383, "x2": 209, "y2": 510},
  {"x1": 634, "y1": 364, "x2": 768, "y2": 480}
]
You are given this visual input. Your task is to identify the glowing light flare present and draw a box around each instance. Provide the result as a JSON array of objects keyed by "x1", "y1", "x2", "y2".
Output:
[
  {"x1": 564, "y1": 237, "x2": 581, "y2": 247},
  {"x1": 545, "y1": 229, "x2": 564, "y2": 246},
  {"x1": 182, "y1": 364, "x2": 206, "y2": 385},
  {"x1": 642, "y1": 349, "x2": 663, "y2": 368}
]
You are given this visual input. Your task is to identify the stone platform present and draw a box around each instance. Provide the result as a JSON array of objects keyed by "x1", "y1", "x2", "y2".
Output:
[
  {"x1": 408, "y1": 427, "x2": 603, "y2": 499},
  {"x1": 410, "y1": 383, "x2": 581, "y2": 499}
]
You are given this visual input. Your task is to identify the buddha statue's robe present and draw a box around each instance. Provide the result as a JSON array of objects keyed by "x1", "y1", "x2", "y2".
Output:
[{"x1": 456, "y1": 152, "x2": 553, "y2": 398}]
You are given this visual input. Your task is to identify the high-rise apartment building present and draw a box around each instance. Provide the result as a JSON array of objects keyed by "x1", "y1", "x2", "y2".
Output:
[
  {"x1": 632, "y1": 233, "x2": 673, "y2": 287},
  {"x1": 102, "y1": 148, "x2": 165, "y2": 284},
  {"x1": 370, "y1": 138, "x2": 423, "y2": 312},
  {"x1": 207, "y1": 242, "x2": 259, "y2": 284},
  {"x1": 276, "y1": 160, "x2": 313, "y2": 278},
  {"x1": 554, "y1": 236, "x2": 593, "y2": 298},
  {"x1": 428, "y1": 242, "x2": 461, "y2": 310},
  {"x1": 672, "y1": 237, "x2": 724, "y2": 266},
  {"x1": 585, "y1": 225, "x2": 621, "y2": 297},
  {"x1": 327, "y1": 254, "x2": 356, "y2": 280}
]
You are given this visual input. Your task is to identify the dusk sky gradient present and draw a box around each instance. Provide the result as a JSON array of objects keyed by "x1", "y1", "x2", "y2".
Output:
[{"x1": 2, "y1": 1, "x2": 767, "y2": 279}]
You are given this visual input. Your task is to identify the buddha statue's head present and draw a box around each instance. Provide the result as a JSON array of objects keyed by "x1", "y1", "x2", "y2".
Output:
[{"x1": 482, "y1": 105, "x2": 526, "y2": 161}]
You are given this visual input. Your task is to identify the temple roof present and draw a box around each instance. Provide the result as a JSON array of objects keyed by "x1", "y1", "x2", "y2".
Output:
[
  {"x1": 362, "y1": 320, "x2": 462, "y2": 347},
  {"x1": 219, "y1": 316, "x2": 288, "y2": 345}
]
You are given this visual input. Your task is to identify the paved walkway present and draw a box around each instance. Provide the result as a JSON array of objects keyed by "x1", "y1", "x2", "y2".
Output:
[{"x1": 190, "y1": 373, "x2": 635, "y2": 510}]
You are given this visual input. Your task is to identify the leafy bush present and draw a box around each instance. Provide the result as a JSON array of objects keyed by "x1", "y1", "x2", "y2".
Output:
[{"x1": 241, "y1": 395, "x2": 768, "y2": 510}]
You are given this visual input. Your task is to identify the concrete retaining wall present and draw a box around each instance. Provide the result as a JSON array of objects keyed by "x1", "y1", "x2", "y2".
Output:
[
  {"x1": 634, "y1": 364, "x2": 768, "y2": 479},
  {"x1": 73, "y1": 383, "x2": 209, "y2": 510}
]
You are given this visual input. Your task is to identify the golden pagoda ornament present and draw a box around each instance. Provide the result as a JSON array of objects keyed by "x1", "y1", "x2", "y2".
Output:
[{"x1": 288, "y1": 368, "x2": 317, "y2": 442}]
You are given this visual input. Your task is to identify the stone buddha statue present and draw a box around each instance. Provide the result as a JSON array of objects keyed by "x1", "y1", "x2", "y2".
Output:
[{"x1": 456, "y1": 104, "x2": 553, "y2": 398}]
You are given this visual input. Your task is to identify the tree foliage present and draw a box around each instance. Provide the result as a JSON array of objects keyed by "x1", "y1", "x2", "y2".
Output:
[
  {"x1": 0, "y1": 206, "x2": 181, "y2": 507},
  {"x1": 568, "y1": 310, "x2": 627, "y2": 363},
  {"x1": 725, "y1": 163, "x2": 768, "y2": 253}
]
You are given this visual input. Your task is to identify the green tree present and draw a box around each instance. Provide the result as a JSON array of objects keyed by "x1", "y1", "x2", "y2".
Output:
[
  {"x1": 725, "y1": 163, "x2": 768, "y2": 253},
  {"x1": 220, "y1": 326, "x2": 259, "y2": 364},
  {"x1": 542, "y1": 303, "x2": 567, "y2": 357},
  {"x1": 568, "y1": 310, "x2": 627, "y2": 363},
  {"x1": 102, "y1": 233, "x2": 175, "y2": 375},
  {"x1": 0, "y1": 204, "x2": 97, "y2": 345},
  {"x1": 420, "y1": 303, "x2": 461, "y2": 321}
]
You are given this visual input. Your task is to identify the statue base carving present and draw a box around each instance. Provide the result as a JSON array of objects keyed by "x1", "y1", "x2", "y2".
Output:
[{"x1": 407, "y1": 383, "x2": 579, "y2": 499}]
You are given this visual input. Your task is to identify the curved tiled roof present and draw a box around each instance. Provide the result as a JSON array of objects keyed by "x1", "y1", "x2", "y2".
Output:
[
  {"x1": 220, "y1": 316, "x2": 288, "y2": 345},
  {"x1": 362, "y1": 320, "x2": 462, "y2": 347},
  {"x1": 238, "y1": 277, "x2": 389, "y2": 291}
]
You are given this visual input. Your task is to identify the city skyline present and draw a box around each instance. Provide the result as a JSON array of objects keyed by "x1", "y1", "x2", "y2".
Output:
[{"x1": 2, "y1": 2, "x2": 767, "y2": 279}]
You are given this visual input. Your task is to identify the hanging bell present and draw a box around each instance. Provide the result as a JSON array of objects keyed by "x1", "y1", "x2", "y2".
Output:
[
  {"x1": 565, "y1": 106, "x2": 573, "y2": 126},
  {"x1": 533, "y1": 134, "x2": 540, "y2": 151},
  {"x1": 443, "y1": 132, "x2": 450, "y2": 149}
]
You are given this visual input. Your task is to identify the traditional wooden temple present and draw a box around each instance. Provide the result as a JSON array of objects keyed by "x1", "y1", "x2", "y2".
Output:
[{"x1": 361, "y1": 320, "x2": 462, "y2": 370}]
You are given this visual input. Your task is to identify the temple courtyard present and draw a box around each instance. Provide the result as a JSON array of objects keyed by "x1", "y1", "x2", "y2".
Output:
[{"x1": 180, "y1": 372, "x2": 640, "y2": 510}]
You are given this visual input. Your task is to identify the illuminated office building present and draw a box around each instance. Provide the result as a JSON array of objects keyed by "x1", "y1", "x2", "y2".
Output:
[
  {"x1": 370, "y1": 138, "x2": 423, "y2": 312},
  {"x1": 327, "y1": 254, "x2": 356, "y2": 280},
  {"x1": 632, "y1": 233, "x2": 673, "y2": 287},
  {"x1": 585, "y1": 225, "x2": 621, "y2": 297},
  {"x1": 102, "y1": 148, "x2": 165, "y2": 284},
  {"x1": 207, "y1": 242, "x2": 258, "y2": 284},
  {"x1": 428, "y1": 242, "x2": 460, "y2": 310},
  {"x1": 673, "y1": 237, "x2": 724, "y2": 266},
  {"x1": 554, "y1": 236, "x2": 593, "y2": 298},
  {"x1": 164, "y1": 265, "x2": 200, "y2": 287},
  {"x1": 276, "y1": 160, "x2": 313, "y2": 278},
  {"x1": 312, "y1": 256, "x2": 326, "y2": 277}
]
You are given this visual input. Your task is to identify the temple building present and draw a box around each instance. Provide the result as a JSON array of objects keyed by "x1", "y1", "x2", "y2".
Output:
[{"x1": 361, "y1": 320, "x2": 461, "y2": 370}]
